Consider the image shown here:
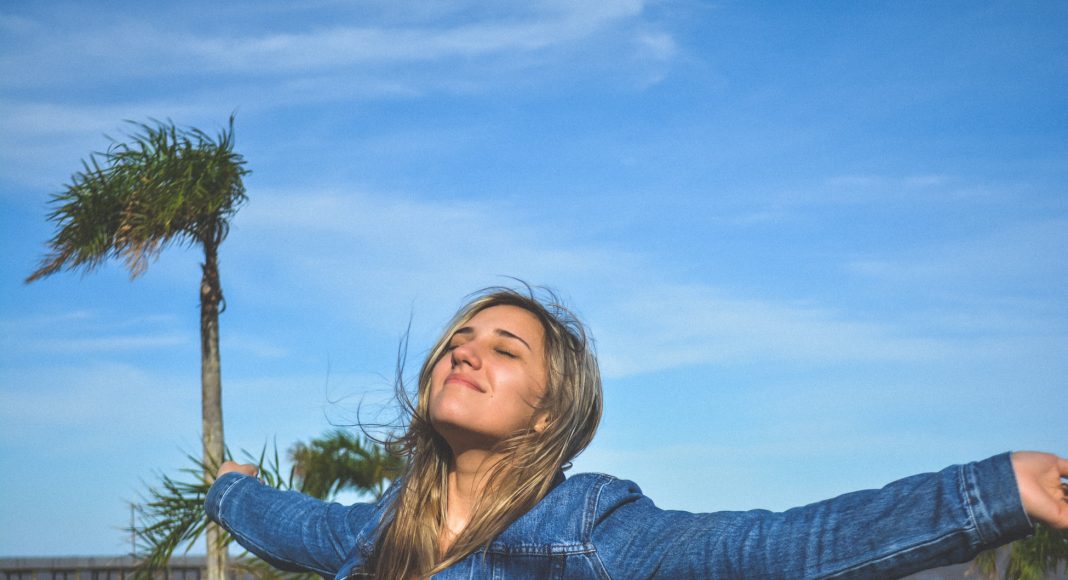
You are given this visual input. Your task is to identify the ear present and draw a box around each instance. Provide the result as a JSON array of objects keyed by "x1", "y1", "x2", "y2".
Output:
[{"x1": 533, "y1": 412, "x2": 551, "y2": 433}]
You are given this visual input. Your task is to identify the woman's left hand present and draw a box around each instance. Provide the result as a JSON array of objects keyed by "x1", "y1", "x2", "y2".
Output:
[
  {"x1": 1011, "y1": 451, "x2": 1068, "y2": 529},
  {"x1": 217, "y1": 460, "x2": 259, "y2": 479}
]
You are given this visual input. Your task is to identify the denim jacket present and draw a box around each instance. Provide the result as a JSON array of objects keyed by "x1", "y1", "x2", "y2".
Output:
[{"x1": 205, "y1": 452, "x2": 1032, "y2": 579}]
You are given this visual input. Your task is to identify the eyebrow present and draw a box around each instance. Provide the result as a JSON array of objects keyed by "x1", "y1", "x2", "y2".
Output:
[{"x1": 453, "y1": 327, "x2": 533, "y2": 351}]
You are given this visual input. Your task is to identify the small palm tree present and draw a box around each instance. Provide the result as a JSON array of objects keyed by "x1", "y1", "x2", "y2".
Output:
[
  {"x1": 289, "y1": 430, "x2": 406, "y2": 500},
  {"x1": 28, "y1": 117, "x2": 249, "y2": 580},
  {"x1": 972, "y1": 524, "x2": 1068, "y2": 579},
  {"x1": 132, "y1": 432, "x2": 405, "y2": 579}
]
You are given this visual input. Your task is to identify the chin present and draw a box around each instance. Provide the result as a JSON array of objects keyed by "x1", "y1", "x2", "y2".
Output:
[{"x1": 429, "y1": 409, "x2": 469, "y2": 436}]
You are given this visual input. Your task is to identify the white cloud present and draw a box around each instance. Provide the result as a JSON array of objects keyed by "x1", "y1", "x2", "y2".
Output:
[
  {"x1": 0, "y1": 362, "x2": 198, "y2": 453},
  {"x1": 2, "y1": 1, "x2": 652, "y2": 83},
  {"x1": 0, "y1": 309, "x2": 97, "y2": 329},
  {"x1": 224, "y1": 333, "x2": 290, "y2": 358},
  {"x1": 24, "y1": 333, "x2": 191, "y2": 353},
  {"x1": 0, "y1": 101, "x2": 197, "y2": 138},
  {"x1": 0, "y1": 1, "x2": 675, "y2": 191},
  {"x1": 635, "y1": 30, "x2": 677, "y2": 61},
  {"x1": 231, "y1": 188, "x2": 633, "y2": 334},
  {"x1": 770, "y1": 173, "x2": 1013, "y2": 208},
  {"x1": 0, "y1": 99, "x2": 240, "y2": 193},
  {"x1": 228, "y1": 187, "x2": 997, "y2": 379},
  {"x1": 590, "y1": 285, "x2": 954, "y2": 377},
  {"x1": 0, "y1": 13, "x2": 39, "y2": 34},
  {"x1": 239, "y1": 0, "x2": 646, "y2": 70},
  {"x1": 222, "y1": 371, "x2": 398, "y2": 437},
  {"x1": 849, "y1": 218, "x2": 1068, "y2": 285},
  {"x1": 186, "y1": 12, "x2": 634, "y2": 73},
  {"x1": 0, "y1": 310, "x2": 191, "y2": 355}
]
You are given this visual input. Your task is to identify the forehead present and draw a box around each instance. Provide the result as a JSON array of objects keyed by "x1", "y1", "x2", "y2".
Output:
[{"x1": 464, "y1": 305, "x2": 545, "y2": 342}]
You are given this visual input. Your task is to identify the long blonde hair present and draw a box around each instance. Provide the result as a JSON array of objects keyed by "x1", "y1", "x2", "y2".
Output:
[{"x1": 372, "y1": 287, "x2": 603, "y2": 578}]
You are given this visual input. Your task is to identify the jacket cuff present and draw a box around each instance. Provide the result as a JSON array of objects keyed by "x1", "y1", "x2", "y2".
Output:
[
  {"x1": 962, "y1": 452, "x2": 1033, "y2": 546},
  {"x1": 205, "y1": 471, "x2": 255, "y2": 524}
]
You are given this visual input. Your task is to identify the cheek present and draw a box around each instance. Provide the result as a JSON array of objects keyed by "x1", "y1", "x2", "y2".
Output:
[
  {"x1": 425, "y1": 358, "x2": 447, "y2": 407},
  {"x1": 428, "y1": 355, "x2": 465, "y2": 405},
  {"x1": 499, "y1": 371, "x2": 544, "y2": 417},
  {"x1": 429, "y1": 354, "x2": 450, "y2": 384}
]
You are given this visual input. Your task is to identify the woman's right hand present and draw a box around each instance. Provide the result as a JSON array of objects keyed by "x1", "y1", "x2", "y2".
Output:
[
  {"x1": 217, "y1": 460, "x2": 259, "y2": 478},
  {"x1": 1012, "y1": 451, "x2": 1068, "y2": 529}
]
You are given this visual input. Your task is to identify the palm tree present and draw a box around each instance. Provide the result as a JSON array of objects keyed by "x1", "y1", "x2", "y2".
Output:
[
  {"x1": 132, "y1": 432, "x2": 406, "y2": 579},
  {"x1": 289, "y1": 430, "x2": 406, "y2": 500},
  {"x1": 972, "y1": 524, "x2": 1068, "y2": 579},
  {"x1": 27, "y1": 117, "x2": 249, "y2": 580}
]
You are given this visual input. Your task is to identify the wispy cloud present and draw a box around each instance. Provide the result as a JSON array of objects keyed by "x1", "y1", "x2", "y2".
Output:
[
  {"x1": 0, "y1": 309, "x2": 97, "y2": 328},
  {"x1": 1, "y1": 310, "x2": 180, "y2": 331},
  {"x1": 0, "y1": 310, "x2": 190, "y2": 355},
  {"x1": 231, "y1": 188, "x2": 633, "y2": 328},
  {"x1": 719, "y1": 172, "x2": 1051, "y2": 229},
  {"x1": 591, "y1": 286, "x2": 952, "y2": 377},
  {"x1": 722, "y1": 174, "x2": 1022, "y2": 225},
  {"x1": 0, "y1": 99, "x2": 234, "y2": 193},
  {"x1": 3, "y1": 0, "x2": 653, "y2": 85},
  {"x1": 221, "y1": 371, "x2": 400, "y2": 443},
  {"x1": 0, "y1": 100, "x2": 212, "y2": 137},
  {"x1": 0, "y1": 362, "x2": 198, "y2": 453},
  {"x1": 849, "y1": 218, "x2": 1068, "y2": 286},
  {"x1": 227, "y1": 187, "x2": 1038, "y2": 379},
  {"x1": 184, "y1": 12, "x2": 639, "y2": 73},
  {"x1": 225, "y1": 333, "x2": 289, "y2": 358},
  {"x1": 0, "y1": 0, "x2": 674, "y2": 191},
  {"x1": 23, "y1": 333, "x2": 191, "y2": 353}
]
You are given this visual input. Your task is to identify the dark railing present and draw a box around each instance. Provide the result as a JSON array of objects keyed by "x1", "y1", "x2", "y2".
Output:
[{"x1": 0, "y1": 557, "x2": 229, "y2": 580}]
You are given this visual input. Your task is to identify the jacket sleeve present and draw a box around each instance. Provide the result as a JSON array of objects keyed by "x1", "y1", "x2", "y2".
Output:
[
  {"x1": 205, "y1": 472, "x2": 378, "y2": 576},
  {"x1": 589, "y1": 452, "x2": 1034, "y2": 579}
]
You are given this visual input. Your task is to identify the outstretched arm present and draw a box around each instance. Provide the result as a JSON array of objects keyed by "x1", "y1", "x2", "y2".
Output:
[
  {"x1": 207, "y1": 461, "x2": 378, "y2": 576},
  {"x1": 1012, "y1": 451, "x2": 1068, "y2": 529},
  {"x1": 592, "y1": 453, "x2": 1037, "y2": 578}
]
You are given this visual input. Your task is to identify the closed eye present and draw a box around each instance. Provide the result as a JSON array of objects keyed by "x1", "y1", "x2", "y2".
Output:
[
  {"x1": 495, "y1": 348, "x2": 517, "y2": 358},
  {"x1": 442, "y1": 340, "x2": 464, "y2": 357}
]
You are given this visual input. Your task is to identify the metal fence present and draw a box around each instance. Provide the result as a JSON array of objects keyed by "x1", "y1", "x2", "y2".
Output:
[{"x1": 0, "y1": 556, "x2": 223, "y2": 580}]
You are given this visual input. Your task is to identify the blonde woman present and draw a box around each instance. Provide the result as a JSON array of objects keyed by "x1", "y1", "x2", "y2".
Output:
[{"x1": 208, "y1": 288, "x2": 1068, "y2": 578}]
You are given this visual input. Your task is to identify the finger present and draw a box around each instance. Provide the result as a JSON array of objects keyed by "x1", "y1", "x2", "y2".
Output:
[
  {"x1": 217, "y1": 461, "x2": 258, "y2": 478},
  {"x1": 216, "y1": 460, "x2": 237, "y2": 477},
  {"x1": 1058, "y1": 456, "x2": 1068, "y2": 476}
]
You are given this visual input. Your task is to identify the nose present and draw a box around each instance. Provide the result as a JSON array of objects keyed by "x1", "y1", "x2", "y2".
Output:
[{"x1": 450, "y1": 340, "x2": 482, "y2": 369}]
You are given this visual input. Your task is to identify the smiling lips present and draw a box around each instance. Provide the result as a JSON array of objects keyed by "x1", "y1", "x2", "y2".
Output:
[{"x1": 445, "y1": 373, "x2": 485, "y2": 393}]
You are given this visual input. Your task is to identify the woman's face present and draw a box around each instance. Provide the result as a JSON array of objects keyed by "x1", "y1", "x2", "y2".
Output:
[{"x1": 429, "y1": 305, "x2": 548, "y2": 450}]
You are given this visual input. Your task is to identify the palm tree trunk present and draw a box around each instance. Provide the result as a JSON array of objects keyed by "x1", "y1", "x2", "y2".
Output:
[{"x1": 200, "y1": 235, "x2": 227, "y2": 580}]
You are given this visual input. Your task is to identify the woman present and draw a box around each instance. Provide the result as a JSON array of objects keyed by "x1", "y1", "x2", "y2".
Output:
[{"x1": 208, "y1": 288, "x2": 1068, "y2": 578}]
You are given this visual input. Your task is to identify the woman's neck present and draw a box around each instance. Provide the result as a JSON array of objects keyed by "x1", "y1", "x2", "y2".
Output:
[{"x1": 441, "y1": 447, "x2": 501, "y2": 552}]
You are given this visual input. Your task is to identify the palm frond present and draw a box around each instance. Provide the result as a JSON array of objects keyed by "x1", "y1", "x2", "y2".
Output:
[
  {"x1": 289, "y1": 430, "x2": 406, "y2": 500},
  {"x1": 131, "y1": 432, "x2": 405, "y2": 578},
  {"x1": 130, "y1": 446, "x2": 288, "y2": 580},
  {"x1": 27, "y1": 117, "x2": 249, "y2": 283},
  {"x1": 229, "y1": 556, "x2": 318, "y2": 580},
  {"x1": 970, "y1": 524, "x2": 1068, "y2": 580}
]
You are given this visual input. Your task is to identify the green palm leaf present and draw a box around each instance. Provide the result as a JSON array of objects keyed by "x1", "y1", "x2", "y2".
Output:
[
  {"x1": 972, "y1": 524, "x2": 1068, "y2": 579},
  {"x1": 131, "y1": 433, "x2": 405, "y2": 579}
]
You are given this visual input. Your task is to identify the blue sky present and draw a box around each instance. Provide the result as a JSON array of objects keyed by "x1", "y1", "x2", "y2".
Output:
[{"x1": 1, "y1": 0, "x2": 1066, "y2": 557}]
